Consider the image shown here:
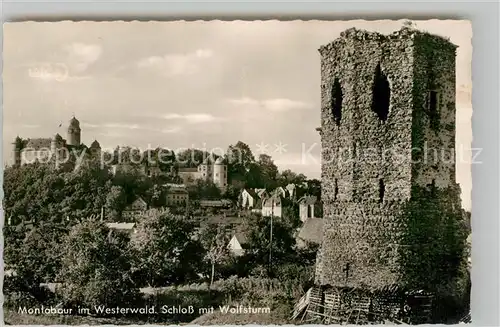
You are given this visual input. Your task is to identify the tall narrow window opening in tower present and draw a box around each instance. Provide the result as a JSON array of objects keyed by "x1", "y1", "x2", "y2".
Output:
[
  {"x1": 371, "y1": 64, "x2": 390, "y2": 122},
  {"x1": 331, "y1": 78, "x2": 343, "y2": 126},
  {"x1": 430, "y1": 179, "x2": 436, "y2": 196},
  {"x1": 428, "y1": 90, "x2": 440, "y2": 130},
  {"x1": 334, "y1": 178, "x2": 339, "y2": 201},
  {"x1": 378, "y1": 179, "x2": 385, "y2": 203}
]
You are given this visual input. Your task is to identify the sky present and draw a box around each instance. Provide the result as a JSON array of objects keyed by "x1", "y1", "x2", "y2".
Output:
[{"x1": 2, "y1": 20, "x2": 472, "y2": 210}]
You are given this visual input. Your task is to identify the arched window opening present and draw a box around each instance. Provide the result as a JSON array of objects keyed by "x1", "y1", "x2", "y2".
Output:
[
  {"x1": 331, "y1": 78, "x2": 343, "y2": 126},
  {"x1": 371, "y1": 64, "x2": 390, "y2": 122},
  {"x1": 379, "y1": 179, "x2": 385, "y2": 203}
]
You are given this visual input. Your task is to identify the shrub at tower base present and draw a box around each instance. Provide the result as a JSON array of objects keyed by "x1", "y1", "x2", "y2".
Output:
[{"x1": 398, "y1": 185, "x2": 469, "y2": 322}]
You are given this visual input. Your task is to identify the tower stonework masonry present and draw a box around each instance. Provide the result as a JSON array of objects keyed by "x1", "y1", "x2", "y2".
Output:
[{"x1": 313, "y1": 27, "x2": 467, "y2": 324}]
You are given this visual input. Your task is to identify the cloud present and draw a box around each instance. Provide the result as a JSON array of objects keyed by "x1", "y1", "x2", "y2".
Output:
[
  {"x1": 64, "y1": 43, "x2": 102, "y2": 73},
  {"x1": 103, "y1": 123, "x2": 140, "y2": 130},
  {"x1": 25, "y1": 62, "x2": 69, "y2": 82},
  {"x1": 20, "y1": 124, "x2": 41, "y2": 128},
  {"x1": 82, "y1": 123, "x2": 100, "y2": 128},
  {"x1": 83, "y1": 122, "x2": 139, "y2": 129},
  {"x1": 98, "y1": 131, "x2": 125, "y2": 138},
  {"x1": 162, "y1": 113, "x2": 217, "y2": 124},
  {"x1": 26, "y1": 43, "x2": 101, "y2": 82},
  {"x1": 161, "y1": 127, "x2": 182, "y2": 134},
  {"x1": 227, "y1": 97, "x2": 312, "y2": 112},
  {"x1": 83, "y1": 121, "x2": 182, "y2": 134},
  {"x1": 137, "y1": 49, "x2": 214, "y2": 76},
  {"x1": 262, "y1": 98, "x2": 312, "y2": 112}
]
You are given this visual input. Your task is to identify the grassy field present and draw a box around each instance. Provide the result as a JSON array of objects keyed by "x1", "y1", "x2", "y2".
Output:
[
  {"x1": 4, "y1": 309, "x2": 140, "y2": 325},
  {"x1": 4, "y1": 277, "x2": 302, "y2": 325},
  {"x1": 191, "y1": 311, "x2": 291, "y2": 325}
]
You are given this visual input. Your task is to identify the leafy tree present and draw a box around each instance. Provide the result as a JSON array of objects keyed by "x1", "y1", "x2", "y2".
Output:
[
  {"x1": 130, "y1": 210, "x2": 203, "y2": 287},
  {"x1": 58, "y1": 219, "x2": 139, "y2": 309},
  {"x1": 257, "y1": 154, "x2": 279, "y2": 188},
  {"x1": 4, "y1": 222, "x2": 67, "y2": 299},
  {"x1": 14, "y1": 135, "x2": 24, "y2": 149},
  {"x1": 60, "y1": 158, "x2": 111, "y2": 221},
  {"x1": 198, "y1": 223, "x2": 231, "y2": 287},
  {"x1": 112, "y1": 165, "x2": 151, "y2": 204},
  {"x1": 282, "y1": 204, "x2": 301, "y2": 229},
  {"x1": 304, "y1": 179, "x2": 321, "y2": 200},
  {"x1": 277, "y1": 169, "x2": 307, "y2": 186},
  {"x1": 245, "y1": 162, "x2": 264, "y2": 189},
  {"x1": 4, "y1": 158, "x2": 111, "y2": 224},
  {"x1": 177, "y1": 149, "x2": 212, "y2": 168},
  {"x1": 187, "y1": 179, "x2": 221, "y2": 200},
  {"x1": 243, "y1": 214, "x2": 297, "y2": 270},
  {"x1": 143, "y1": 147, "x2": 176, "y2": 173},
  {"x1": 105, "y1": 185, "x2": 127, "y2": 220},
  {"x1": 225, "y1": 141, "x2": 255, "y2": 189},
  {"x1": 3, "y1": 163, "x2": 57, "y2": 223},
  {"x1": 223, "y1": 184, "x2": 242, "y2": 202},
  {"x1": 147, "y1": 183, "x2": 168, "y2": 208},
  {"x1": 226, "y1": 141, "x2": 255, "y2": 170}
]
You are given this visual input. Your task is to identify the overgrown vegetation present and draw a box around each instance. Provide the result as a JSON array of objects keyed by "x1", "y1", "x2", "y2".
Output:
[
  {"x1": 399, "y1": 185, "x2": 470, "y2": 321},
  {"x1": 4, "y1": 140, "x2": 319, "y2": 325}
]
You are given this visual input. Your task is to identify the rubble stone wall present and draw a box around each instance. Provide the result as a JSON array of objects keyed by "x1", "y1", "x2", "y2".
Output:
[{"x1": 315, "y1": 27, "x2": 463, "y2": 293}]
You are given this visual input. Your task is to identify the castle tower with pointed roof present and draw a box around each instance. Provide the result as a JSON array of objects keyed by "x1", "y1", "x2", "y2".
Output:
[{"x1": 67, "y1": 116, "x2": 81, "y2": 146}]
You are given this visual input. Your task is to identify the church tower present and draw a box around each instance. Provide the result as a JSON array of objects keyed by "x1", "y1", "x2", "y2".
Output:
[
  {"x1": 67, "y1": 116, "x2": 81, "y2": 146},
  {"x1": 314, "y1": 27, "x2": 466, "y2": 323}
]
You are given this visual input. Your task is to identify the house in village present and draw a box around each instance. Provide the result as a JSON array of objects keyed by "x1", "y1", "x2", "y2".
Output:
[
  {"x1": 239, "y1": 189, "x2": 259, "y2": 209},
  {"x1": 165, "y1": 184, "x2": 189, "y2": 207},
  {"x1": 261, "y1": 194, "x2": 284, "y2": 218},
  {"x1": 199, "y1": 199, "x2": 234, "y2": 209},
  {"x1": 286, "y1": 183, "x2": 297, "y2": 200},
  {"x1": 105, "y1": 223, "x2": 137, "y2": 245},
  {"x1": 227, "y1": 232, "x2": 249, "y2": 257},
  {"x1": 254, "y1": 188, "x2": 269, "y2": 199},
  {"x1": 298, "y1": 195, "x2": 322, "y2": 222},
  {"x1": 122, "y1": 197, "x2": 148, "y2": 219},
  {"x1": 273, "y1": 186, "x2": 288, "y2": 198},
  {"x1": 106, "y1": 222, "x2": 136, "y2": 234},
  {"x1": 296, "y1": 218, "x2": 324, "y2": 249}
]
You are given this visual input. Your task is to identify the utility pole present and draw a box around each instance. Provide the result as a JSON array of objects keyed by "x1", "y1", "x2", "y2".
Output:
[{"x1": 269, "y1": 198, "x2": 274, "y2": 275}]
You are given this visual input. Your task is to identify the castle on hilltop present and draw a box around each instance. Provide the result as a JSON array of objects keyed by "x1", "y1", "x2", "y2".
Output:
[
  {"x1": 178, "y1": 156, "x2": 228, "y2": 191},
  {"x1": 12, "y1": 116, "x2": 101, "y2": 166}
]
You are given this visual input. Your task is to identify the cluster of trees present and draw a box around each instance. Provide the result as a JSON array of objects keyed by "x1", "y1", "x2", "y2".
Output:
[
  {"x1": 4, "y1": 140, "x2": 320, "y2": 314},
  {"x1": 3, "y1": 157, "x2": 163, "y2": 225},
  {"x1": 4, "y1": 208, "x2": 316, "y2": 312}
]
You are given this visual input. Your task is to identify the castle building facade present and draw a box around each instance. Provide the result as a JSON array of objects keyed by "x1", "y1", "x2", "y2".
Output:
[
  {"x1": 178, "y1": 156, "x2": 228, "y2": 190},
  {"x1": 12, "y1": 116, "x2": 101, "y2": 166}
]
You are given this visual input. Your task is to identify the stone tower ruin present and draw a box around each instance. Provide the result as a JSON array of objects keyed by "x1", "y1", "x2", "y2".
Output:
[{"x1": 314, "y1": 27, "x2": 467, "y2": 323}]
